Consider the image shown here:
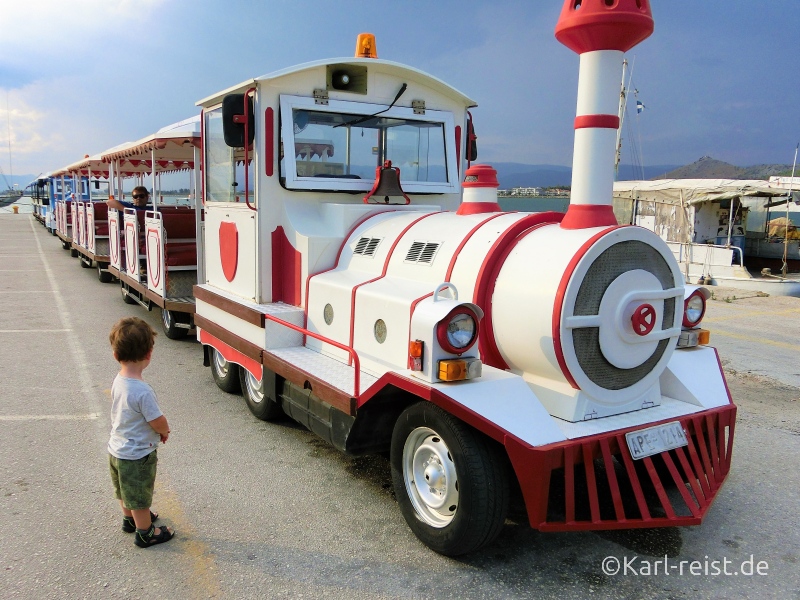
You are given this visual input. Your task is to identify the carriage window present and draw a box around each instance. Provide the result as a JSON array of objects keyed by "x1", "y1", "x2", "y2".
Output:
[
  {"x1": 280, "y1": 96, "x2": 456, "y2": 194},
  {"x1": 204, "y1": 107, "x2": 254, "y2": 204}
]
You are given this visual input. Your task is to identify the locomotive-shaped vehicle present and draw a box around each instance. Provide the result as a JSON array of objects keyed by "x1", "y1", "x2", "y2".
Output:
[{"x1": 191, "y1": 0, "x2": 735, "y2": 555}]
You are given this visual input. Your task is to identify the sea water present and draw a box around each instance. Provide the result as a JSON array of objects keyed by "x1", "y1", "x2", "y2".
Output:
[{"x1": 498, "y1": 196, "x2": 569, "y2": 213}]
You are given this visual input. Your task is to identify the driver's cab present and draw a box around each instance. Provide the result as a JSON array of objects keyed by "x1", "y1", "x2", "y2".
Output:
[{"x1": 196, "y1": 38, "x2": 477, "y2": 308}]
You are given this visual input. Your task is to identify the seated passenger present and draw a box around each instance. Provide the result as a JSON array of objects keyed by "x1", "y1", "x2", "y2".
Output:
[{"x1": 108, "y1": 186, "x2": 150, "y2": 211}]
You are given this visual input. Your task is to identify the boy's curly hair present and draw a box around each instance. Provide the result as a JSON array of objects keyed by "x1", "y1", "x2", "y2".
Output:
[{"x1": 109, "y1": 317, "x2": 157, "y2": 363}]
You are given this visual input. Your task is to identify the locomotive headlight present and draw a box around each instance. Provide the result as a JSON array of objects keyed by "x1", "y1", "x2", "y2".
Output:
[
  {"x1": 437, "y1": 308, "x2": 478, "y2": 355},
  {"x1": 683, "y1": 291, "x2": 706, "y2": 327}
]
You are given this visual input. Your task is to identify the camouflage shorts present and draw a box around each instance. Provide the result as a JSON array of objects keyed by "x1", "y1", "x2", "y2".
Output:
[{"x1": 109, "y1": 450, "x2": 158, "y2": 510}]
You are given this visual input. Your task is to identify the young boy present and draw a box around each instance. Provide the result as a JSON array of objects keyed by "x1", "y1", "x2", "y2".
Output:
[{"x1": 108, "y1": 317, "x2": 175, "y2": 548}]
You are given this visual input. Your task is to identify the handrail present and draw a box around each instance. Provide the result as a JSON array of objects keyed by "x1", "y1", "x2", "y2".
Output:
[
  {"x1": 677, "y1": 241, "x2": 744, "y2": 267},
  {"x1": 262, "y1": 313, "x2": 362, "y2": 398},
  {"x1": 242, "y1": 88, "x2": 256, "y2": 211}
]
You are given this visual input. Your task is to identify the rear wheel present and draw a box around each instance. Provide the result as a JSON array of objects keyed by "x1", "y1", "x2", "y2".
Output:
[
  {"x1": 61, "y1": 240, "x2": 70, "y2": 250},
  {"x1": 121, "y1": 285, "x2": 138, "y2": 305},
  {"x1": 210, "y1": 348, "x2": 241, "y2": 394},
  {"x1": 239, "y1": 367, "x2": 283, "y2": 421},
  {"x1": 97, "y1": 264, "x2": 113, "y2": 283},
  {"x1": 70, "y1": 248, "x2": 79, "y2": 257},
  {"x1": 80, "y1": 256, "x2": 92, "y2": 268},
  {"x1": 390, "y1": 402, "x2": 509, "y2": 556},
  {"x1": 161, "y1": 308, "x2": 188, "y2": 340}
]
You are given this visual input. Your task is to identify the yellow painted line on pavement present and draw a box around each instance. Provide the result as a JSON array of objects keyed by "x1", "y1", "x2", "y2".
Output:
[
  {"x1": 712, "y1": 329, "x2": 800, "y2": 351},
  {"x1": 0, "y1": 412, "x2": 101, "y2": 421},
  {"x1": 154, "y1": 479, "x2": 223, "y2": 598}
]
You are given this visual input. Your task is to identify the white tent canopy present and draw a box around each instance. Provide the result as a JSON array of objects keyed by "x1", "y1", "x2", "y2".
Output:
[{"x1": 613, "y1": 179, "x2": 790, "y2": 206}]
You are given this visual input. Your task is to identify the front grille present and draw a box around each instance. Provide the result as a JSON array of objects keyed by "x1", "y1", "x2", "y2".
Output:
[{"x1": 526, "y1": 405, "x2": 736, "y2": 531}]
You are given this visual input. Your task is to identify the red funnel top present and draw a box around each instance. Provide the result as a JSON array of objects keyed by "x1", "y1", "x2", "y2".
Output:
[{"x1": 555, "y1": 0, "x2": 654, "y2": 54}]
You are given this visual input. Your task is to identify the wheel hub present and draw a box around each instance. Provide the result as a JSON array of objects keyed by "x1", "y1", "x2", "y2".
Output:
[
  {"x1": 245, "y1": 371, "x2": 264, "y2": 404},
  {"x1": 214, "y1": 350, "x2": 229, "y2": 377},
  {"x1": 404, "y1": 428, "x2": 459, "y2": 527}
]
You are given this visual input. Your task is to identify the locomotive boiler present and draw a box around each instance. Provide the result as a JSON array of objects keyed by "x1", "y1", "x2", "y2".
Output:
[{"x1": 193, "y1": 0, "x2": 735, "y2": 556}]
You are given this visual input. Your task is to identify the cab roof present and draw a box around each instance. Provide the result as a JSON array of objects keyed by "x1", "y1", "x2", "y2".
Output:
[{"x1": 196, "y1": 57, "x2": 476, "y2": 109}]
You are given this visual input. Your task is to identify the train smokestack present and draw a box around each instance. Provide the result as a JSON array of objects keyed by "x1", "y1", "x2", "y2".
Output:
[
  {"x1": 555, "y1": 0, "x2": 654, "y2": 229},
  {"x1": 456, "y1": 164, "x2": 502, "y2": 215}
]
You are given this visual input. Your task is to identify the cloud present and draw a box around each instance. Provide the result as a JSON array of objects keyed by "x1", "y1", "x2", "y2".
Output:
[{"x1": 0, "y1": 0, "x2": 166, "y2": 84}]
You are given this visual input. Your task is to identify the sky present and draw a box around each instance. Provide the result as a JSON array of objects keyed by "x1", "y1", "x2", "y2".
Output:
[{"x1": 1, "y1": 0, "x2": 799, "y2": 181}]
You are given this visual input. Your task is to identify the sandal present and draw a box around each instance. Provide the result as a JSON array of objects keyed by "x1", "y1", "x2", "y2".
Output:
[
  {"x1": 122, "y1": 511, "x2": 159, "y2": 533},
  {"x1": 134, "y1": 523, "x2": 174, "y2": 548}
]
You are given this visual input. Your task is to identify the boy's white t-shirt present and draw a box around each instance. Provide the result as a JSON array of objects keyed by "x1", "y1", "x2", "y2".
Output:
[{"x1": 108, "y1": 375, "x2": 163, "y2": 460}]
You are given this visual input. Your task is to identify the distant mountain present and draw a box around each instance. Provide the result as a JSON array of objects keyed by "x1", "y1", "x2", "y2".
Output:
[
  {"x1": 492, "y1": 162, "x2": 680, "y2": 188},
  {"x1": 655, "y1": 156, "x2": 793, "y2": 180}
]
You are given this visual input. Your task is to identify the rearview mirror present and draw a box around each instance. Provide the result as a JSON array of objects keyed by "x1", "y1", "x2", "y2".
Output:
[
  {"x1": 466, "y1": 117, "x2": 478, "y2": 162},
  {"x1": 222, "y1": 93, "x2": 255, "y2": 148}
]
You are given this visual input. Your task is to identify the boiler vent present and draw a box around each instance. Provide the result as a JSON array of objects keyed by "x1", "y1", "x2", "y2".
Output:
[
  {"x1": 353, "y1": 237, "x2": 382, "y2": 257},
  {"x1": 405, "y1": 241, "x2": 441, "y2": 264}
]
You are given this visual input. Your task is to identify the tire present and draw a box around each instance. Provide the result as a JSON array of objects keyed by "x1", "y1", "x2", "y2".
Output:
[
  {"x1": 70, "y1": 248, "x2": 79, "y2": 257},
  {"x1": 121, "y1": 285, "x2": 138, "y2": 305},
  {"x1": 61, "y1": 241, "x2": 70, "y2": 250},
  {"x1": 239, "y1": 366, "x2": 283, "y2": 421},
  {"x1": 390, "y1": 402, "x2": 509, "y2": 556},
  {"x1": 97, "y1": 264, "x2": 113, "y2": 283},
  {"x1": 80, "y1": 256, "x2": 92, "y2": 268},
  {"x1": 161, "y1": 308, "x2": 188, "y2": 340},
  {"x1": 210, "y1": 348, "x2": 241, "y2": 394}
]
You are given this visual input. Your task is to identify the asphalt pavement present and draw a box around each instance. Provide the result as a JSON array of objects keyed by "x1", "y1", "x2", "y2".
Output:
[{"x1": 1, "y1": 212, "x2": 798, "y2": 599}]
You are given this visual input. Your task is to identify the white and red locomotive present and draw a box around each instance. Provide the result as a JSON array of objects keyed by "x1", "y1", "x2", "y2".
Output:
[{"x1": 188, "y1": 0, "x2": 733, "y2": 555}]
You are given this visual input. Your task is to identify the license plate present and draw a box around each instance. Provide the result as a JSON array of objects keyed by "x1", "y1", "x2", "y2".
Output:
[{"x1": 625, "y1": 421, "x2": 688, "y2": 460}]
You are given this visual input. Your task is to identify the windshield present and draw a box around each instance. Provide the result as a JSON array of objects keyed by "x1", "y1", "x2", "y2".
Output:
[
  {"x1": 279, "y1": 97, "x2": 456, "y2": 193},
  {"x1": 287, "y1": 109, "x2": 447, "y2": 183}
]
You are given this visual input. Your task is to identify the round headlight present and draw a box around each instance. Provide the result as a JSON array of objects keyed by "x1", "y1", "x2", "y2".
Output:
[
  {"x1": 683, "y1": 292, "x2": 706, "y2": 327},
  {"x1": 436, "y1": 308, "x2": 478, "y2": 354}
]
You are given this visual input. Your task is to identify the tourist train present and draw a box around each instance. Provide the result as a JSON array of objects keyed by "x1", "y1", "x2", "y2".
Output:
[{"x1": 32, "y1": 0, "x2": 735, "y2": 556}]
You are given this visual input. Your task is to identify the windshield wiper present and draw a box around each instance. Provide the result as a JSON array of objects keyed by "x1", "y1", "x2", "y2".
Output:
[{"x1": 334, "y1": 83, "x2": 407, "y2": 129}]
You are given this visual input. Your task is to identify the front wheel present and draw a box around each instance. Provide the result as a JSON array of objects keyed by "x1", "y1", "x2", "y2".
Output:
[
  {"x1": 239, "y1": 367, "x2": 283, "y2": 421},
  {"x1": 70, "y1": 247, "x2": 79, "y2": 257},
  {"x1": 210, "y1": 348, "x2": 241, "y2": 394},
  {"x1": 390, "y1": 402, "x2": 509, "y2": 556},
  {"x1": 79, "y1": 256, "x2": 92, "y2": 268},
  {"x1": 161, "y1": 308, "x2": 188, "y2": 340}
]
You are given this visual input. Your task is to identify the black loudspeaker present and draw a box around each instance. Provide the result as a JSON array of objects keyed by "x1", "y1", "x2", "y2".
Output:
[
  {"x1": 222, "y1": 93, "x2": 255, "y2": 148},
  {"x1": 326, "y1": 65, "x2": 368, "y2": 94}
]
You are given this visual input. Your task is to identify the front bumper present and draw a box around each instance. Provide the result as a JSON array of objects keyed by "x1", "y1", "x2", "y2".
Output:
[{"x1": 505, "y1": 403, "x2": 736, "y2": 531}]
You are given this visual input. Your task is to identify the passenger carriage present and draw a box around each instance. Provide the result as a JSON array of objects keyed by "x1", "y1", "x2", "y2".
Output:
[
  {"x1": 102, "y1": 117, "x2": 202, "y2": 339},
  {"x1": 190, "y1": 0, "x2": 736, "y2": 556},
  {"x1": 50, "y1": 171, "x2": 91, "y2": 256},
  {"x1": 51, "y1": 155, "x2": 113, "y2": 278},
  {"x1": 26, "y1": 175, "x2": 54, "y2": 231}
]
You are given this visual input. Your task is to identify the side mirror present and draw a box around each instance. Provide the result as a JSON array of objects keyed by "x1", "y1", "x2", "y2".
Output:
[
  {"x1": 222, "y1": 93, "x2": 255, "y2": 148},
  {"x1": 466, "y1": 117, "x2": 478, "y2": 162}
]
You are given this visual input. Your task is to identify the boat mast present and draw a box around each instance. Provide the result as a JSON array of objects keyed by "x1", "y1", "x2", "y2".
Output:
[
  {"x1": 783, "y1": 143, "x2": 799, "y2": 277},
  {"x1": 5, "y1": 92, "x2": 12, "y2": 193},
  {"x1": 614, "y1": 59, "x2": 628, "y2": 178}
]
